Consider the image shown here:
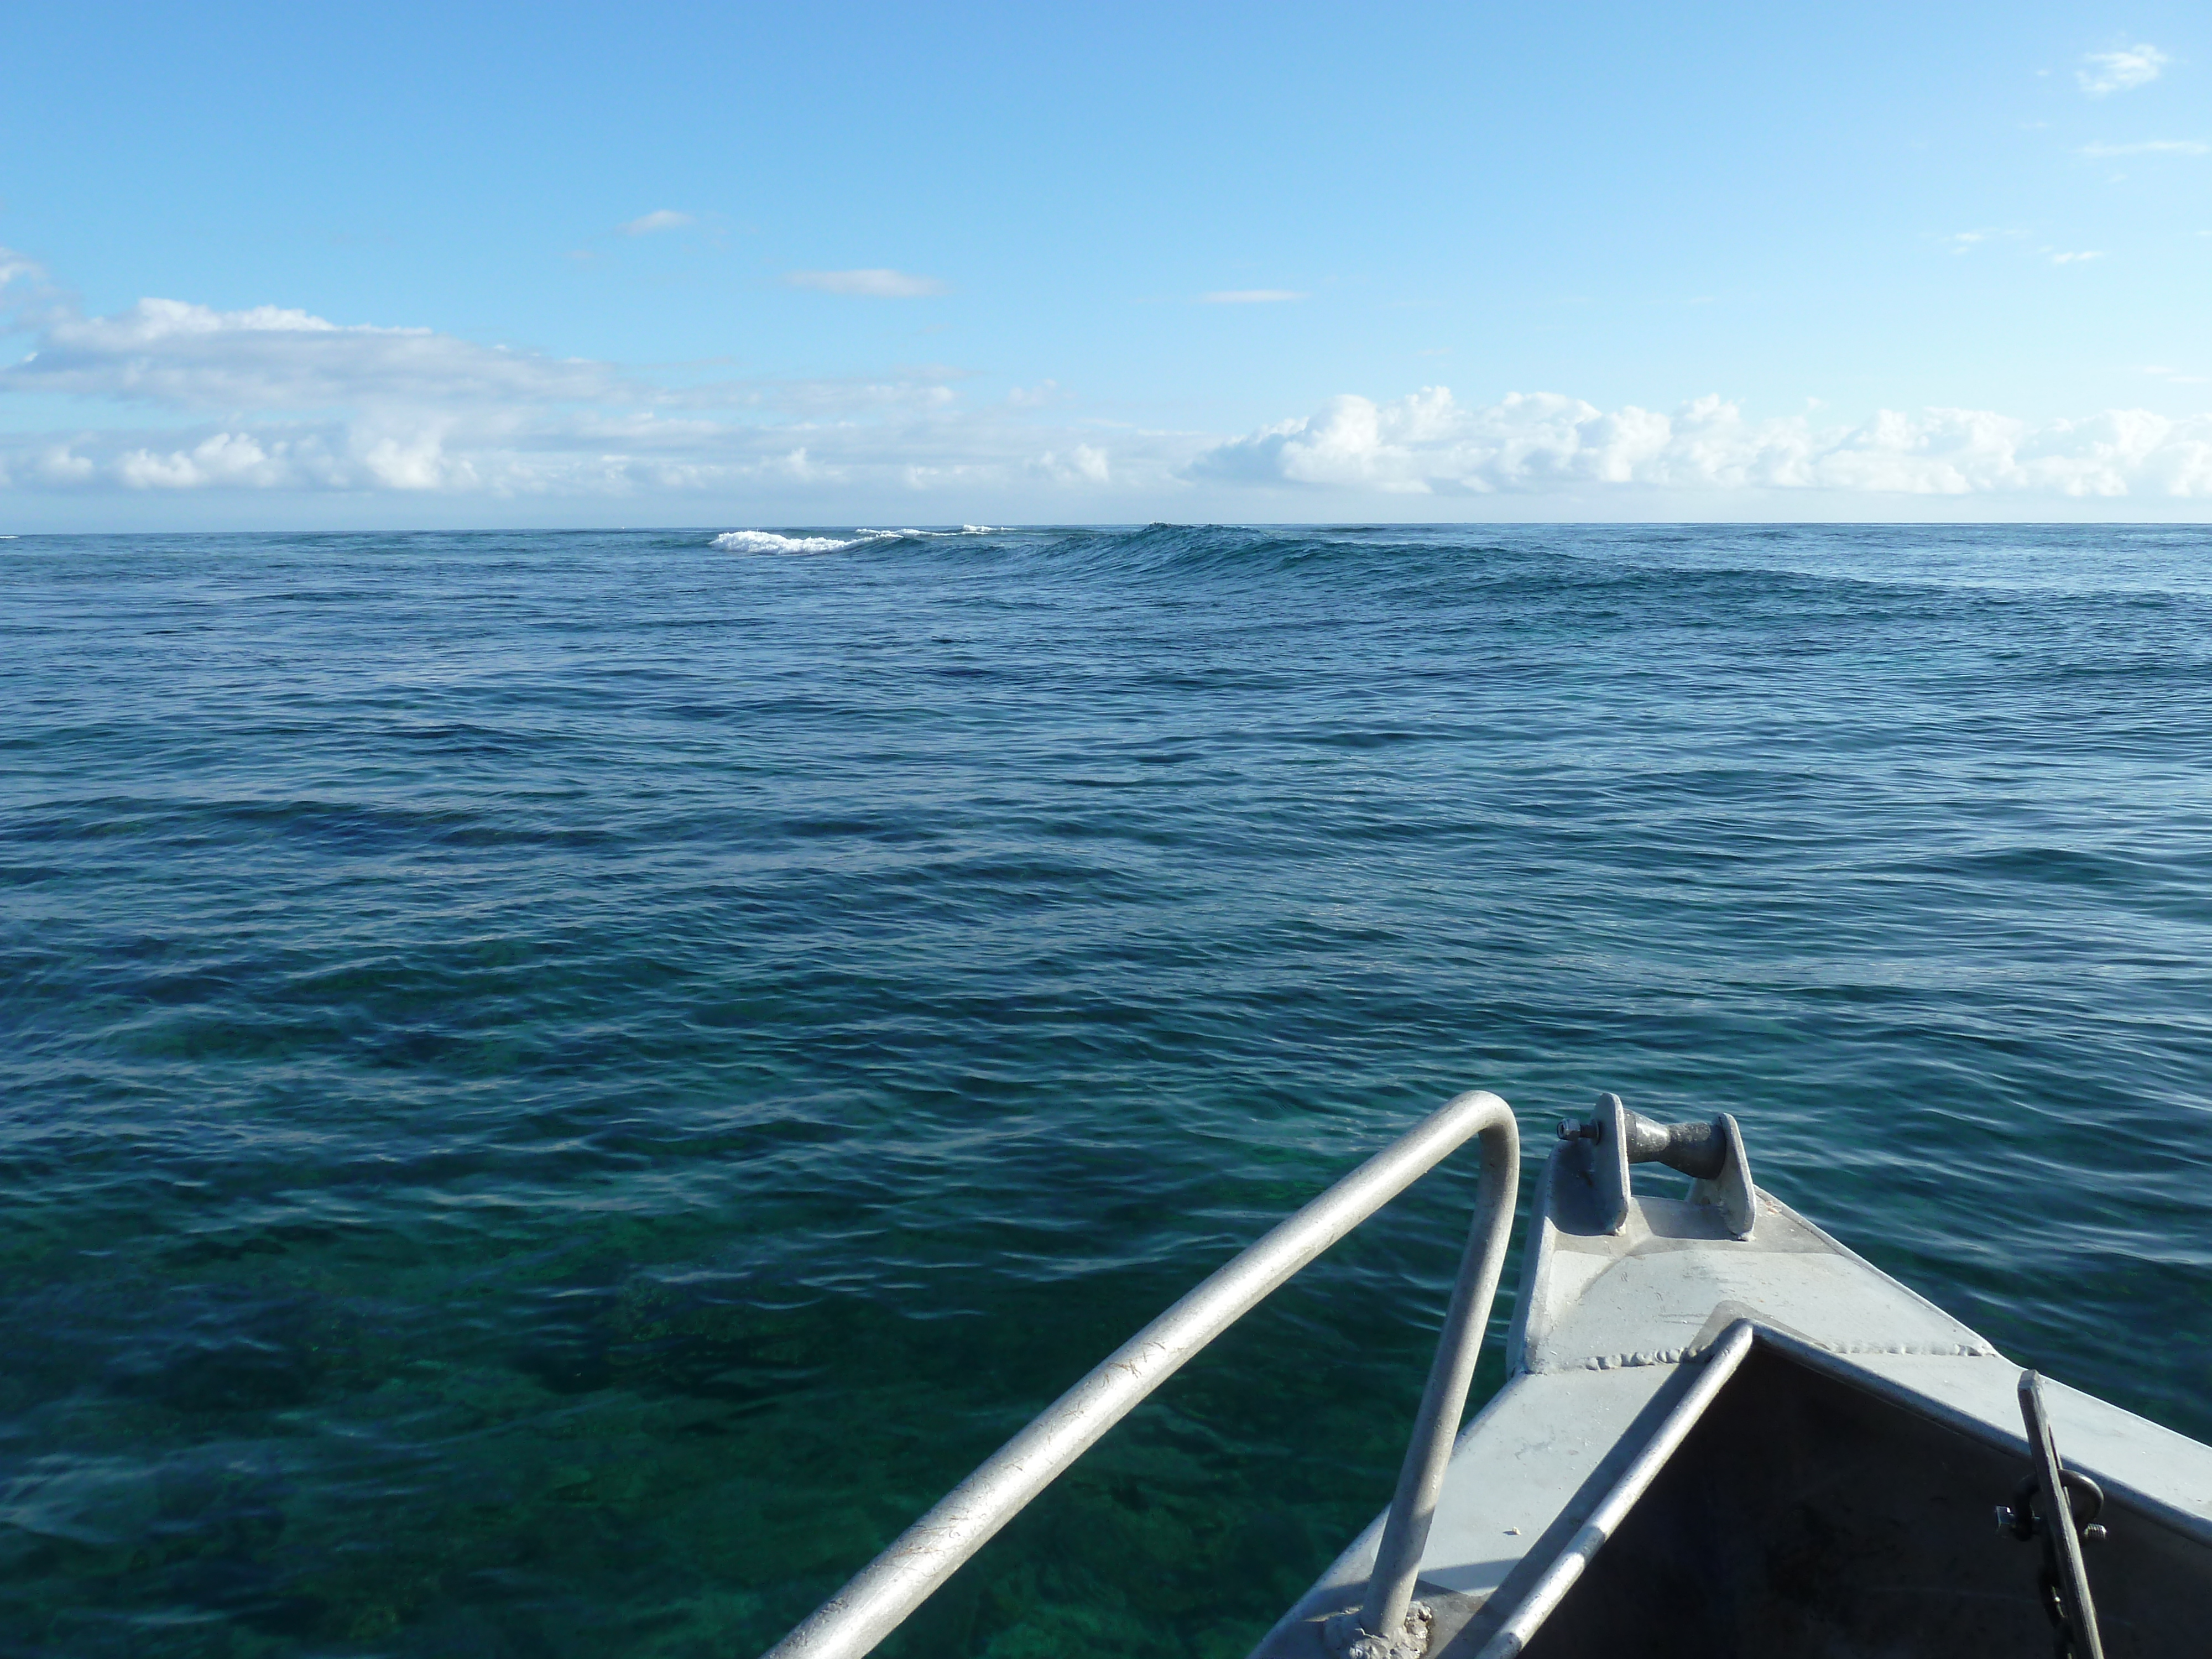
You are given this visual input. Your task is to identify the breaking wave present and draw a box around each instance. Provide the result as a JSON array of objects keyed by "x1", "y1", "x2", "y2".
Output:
[
  {"x1": 712, "y1": 530, "x2": 893, "y2": 555},
  {"x1": 712, "y1": 525, "x2": 1006, "y2": 555}
]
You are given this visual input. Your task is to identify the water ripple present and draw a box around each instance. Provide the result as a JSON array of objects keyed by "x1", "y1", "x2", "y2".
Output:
[{"x1": 0, "y1": 524, "x2": 2208, "y2": 1655}]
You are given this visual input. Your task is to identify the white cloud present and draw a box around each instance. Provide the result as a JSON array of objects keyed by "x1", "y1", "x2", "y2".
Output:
[
  {"x1": 0, "y1": 246, "x2": 47, "y2": 294},
  {"x1": 2049, "y1": 250, "x2": 2105, "y2": 264},
  {"x1": 1191, "y1": 387, "x2": 2212, "y2": 498},
  {"x1": 1030, "y1": 444, "x2": 1110, "y2": 483},
  {"x1": 782, "y1": 269, "x2": 947, "y2": 298},
  {"x1": 1941, "y1": 228, "x2": 2025, "y2": 255},
  {"x1": 619, "y1": 210, "x2": 695, "y2": 235},
  {"x1": 10, "y1": 269, "x2": 2212, "y2": 505},
  {"x1": 2078, "y1": 44, "x2": 2169, "y2": 95},
  {"x1": 1199, "y1": 289, "x2": 1308, "y2": 303},
  {"x1": 2, "y1": 297, "x2": 623, "y2": 408},
  {"x1": 31, "y1": 445, "x2": 95, "y2": 483},
  {"x1": 114, "y1": 432, "x2": 308, "y2": 489},
  {"x1": 5, "y1": 405, "x2": 1177, "y2": 498},
  {"x1": 2079, "y1": 139, "x2": 2208, "y2": 156},
  {"x1": 0, "y1": 282, "x2": 1181, "y2": 498}
]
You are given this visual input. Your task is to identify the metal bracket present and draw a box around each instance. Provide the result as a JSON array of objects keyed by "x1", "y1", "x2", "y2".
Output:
[
  {"x1": 1558, "y1": 1093, "x2": 1756, "y2": 1239},
  {"x1": 1997, "y1": 1370, "x2": 2107, "y2": 1659},
  {"x1": 1686, "y1": 1114, "x2": 1756, "y2": 1240},
  {"x1": 1323, "y1": 1601, "x2": 1431, "y2": 1659}
]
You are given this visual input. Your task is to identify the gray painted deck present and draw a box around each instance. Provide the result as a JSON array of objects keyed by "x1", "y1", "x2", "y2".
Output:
[{"x1": 1254, "y1": 1145, "x2": 2212, "y2": 1659}]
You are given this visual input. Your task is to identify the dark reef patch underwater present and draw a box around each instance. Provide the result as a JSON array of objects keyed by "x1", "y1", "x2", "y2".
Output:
[{"x1": 1, "y1": 522, "x2": 2209, "y2": 1657}]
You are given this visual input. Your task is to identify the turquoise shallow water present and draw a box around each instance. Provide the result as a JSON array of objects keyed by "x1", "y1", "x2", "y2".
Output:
[{"x1": 1, "y1": 523, "x2": 2209, "y2": 1657}]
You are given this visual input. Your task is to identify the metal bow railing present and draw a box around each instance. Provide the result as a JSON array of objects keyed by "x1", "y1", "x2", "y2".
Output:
[{"x1": 760, "y1": 1089, "x2": 1522, "y2": 1659}]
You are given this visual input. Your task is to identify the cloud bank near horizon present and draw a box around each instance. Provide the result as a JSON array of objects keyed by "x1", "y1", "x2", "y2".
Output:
[
  {"x1": 3, "y1": 262, "x2": 2210, "y2": 507},
  {"x1": 1194, "y1": 388, "x2": 2212, "y2": 499}
]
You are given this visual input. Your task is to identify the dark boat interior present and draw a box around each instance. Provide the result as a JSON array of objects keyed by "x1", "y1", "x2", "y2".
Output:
[{"x1": 1455, "y1": 1343, "x2": 2208, "y2": 1659}]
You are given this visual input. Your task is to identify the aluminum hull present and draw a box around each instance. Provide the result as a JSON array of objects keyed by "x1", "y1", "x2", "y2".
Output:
[{"x1": 1254, "y1": 1144, "x2": 2212, "y2": 1658}]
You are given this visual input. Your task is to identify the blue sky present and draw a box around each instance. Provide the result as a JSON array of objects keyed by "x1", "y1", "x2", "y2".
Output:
[{"x1": 3, "y1": 1, "x2": 2208, "y2": 528}]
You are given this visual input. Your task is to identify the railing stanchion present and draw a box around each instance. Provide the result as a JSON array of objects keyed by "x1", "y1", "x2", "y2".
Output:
[
  {"x1": 762, "y1": 1090, "x2": 1521, "y2": 1659},
  {"x1": 1357, "y1": 1097, "x2": 1520, "y2": 1648}
]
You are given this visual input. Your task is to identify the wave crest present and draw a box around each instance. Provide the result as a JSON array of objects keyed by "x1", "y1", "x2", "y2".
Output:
[
  {"x1": 712, "y1": 525, "x2": 1008, "y2": 555},
  {"x1": 713, "y1": 529, "x2": 886, "y2": 555}
]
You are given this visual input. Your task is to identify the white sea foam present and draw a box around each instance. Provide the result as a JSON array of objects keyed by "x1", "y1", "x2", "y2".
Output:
[
  {"x1": 712, "y1": 529, "x2": 889, "y2": 555},
  {"x1": 713, "y1": 526, "x2": 1000, "y2": 554}
]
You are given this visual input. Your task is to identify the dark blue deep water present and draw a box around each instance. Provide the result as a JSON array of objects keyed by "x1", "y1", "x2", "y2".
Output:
[{"x1": 2, "y1": 523, "x2": 2209, "y2": 1658}]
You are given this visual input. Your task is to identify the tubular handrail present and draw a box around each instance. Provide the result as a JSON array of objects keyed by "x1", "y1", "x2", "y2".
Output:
[
  {"x1": 1466, "y1": 1318, "x2": 1757, "y2": 1659},
  {"x1": 761, "y1": 1090, "x2": 1521, "y2": 1659}
]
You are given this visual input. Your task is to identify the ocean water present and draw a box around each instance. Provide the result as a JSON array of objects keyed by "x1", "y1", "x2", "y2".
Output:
[{"x1": 2, "y1": 523, "x2": 2208, "y2": 1658}]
